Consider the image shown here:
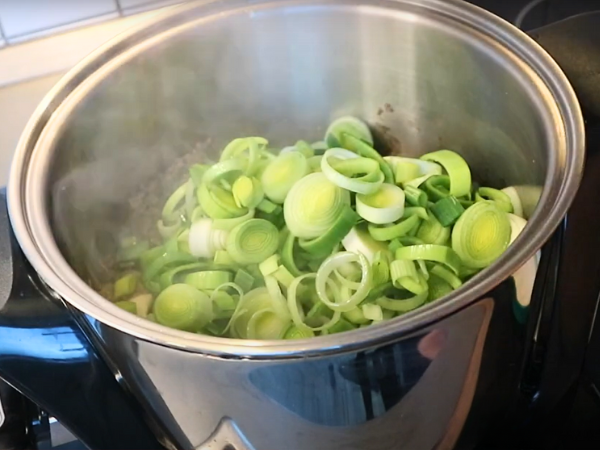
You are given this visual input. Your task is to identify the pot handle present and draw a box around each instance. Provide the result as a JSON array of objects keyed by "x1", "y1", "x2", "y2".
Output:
[
  {"x1": 528, "y1": 11, "x2": 600, "y2": 120},
  {"x1": 0, "y1": 190, "x2": 165, "y2": 450}
]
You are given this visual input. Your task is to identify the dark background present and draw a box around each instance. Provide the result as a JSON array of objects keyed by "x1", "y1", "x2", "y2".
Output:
[
  {"x1": 470, "y1": 0, "x2": 599, "y2": 30},
  {"x1": 468, "y1": 2, "x2": 600, "y2": 450}
]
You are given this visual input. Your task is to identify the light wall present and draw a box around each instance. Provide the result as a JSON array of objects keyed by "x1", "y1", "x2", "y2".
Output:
[{"x1": 0, "y1": 0, "x2": 181, "y2": 46}]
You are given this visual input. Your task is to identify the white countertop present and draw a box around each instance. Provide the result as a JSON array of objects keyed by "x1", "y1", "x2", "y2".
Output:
[{"x1": 0, "y1": 8, "x2": 170, "y2": 186}]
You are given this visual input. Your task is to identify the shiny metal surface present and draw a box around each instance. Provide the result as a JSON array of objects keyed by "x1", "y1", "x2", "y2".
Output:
[
  {"x1": 7, "y1": 0, "x2": 583, "y2": 356},
  {"x1": 88, "y1": 297, "x2": 493, "y2": 450},
  {"x1": 3, "y1": 0, "x2": 586, "y2": 449}
]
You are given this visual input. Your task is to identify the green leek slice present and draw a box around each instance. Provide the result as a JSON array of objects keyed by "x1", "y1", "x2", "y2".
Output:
[
  {"x1": 404, "y1": 186, "x2": 428, "y2": 207},
  {"x1": 232, "y1": 176, "x2": 264, "y2": 209},
  {"x1": 114, "y1": 273, "x2": 138, "y2": 299},
  {"x1": 430, "y1": 196, "x2": 465, "y2": 227},
  {"x1": 416, "y1": 213, "x2": 450, "y2": 245},
  {"x1": 390, "y1": 260, "x2": 427, "y2": 294},
  {"x1": 430, "y1": 264, "x2": 462, "y2": 289},
  {"x1": 287, "y1": 274, "x2": 342, "y2": 332},
  {"x1": 197, "y1": 182, "x2": 247, "y2": 219},
  {"x1": 142, "y1": 251, "x2": 197, "y2": 284},
  {"x1": 284, "y1": 172, "x2": 350, "y2": 239},
  {"x1": 315, "y1": 252, "x2": 371, "y2": 312},
  {"x1": 184, "y1": 271, "x2": 232, "y2": 290},
  {"x1": 281, "y1": 231, "x2": 305, "y2": 277},
  {"x1": 372, "y1": 251, "x2": 391, "y2": 285},
  {"x1": 246, "y1": 308, "x2": 291, "y2": 339},
  {"x1": 362, "y1": 304, "x2": 383, "y2": 321},
  {"x1": 395, "y1": 244, "x2": 462, "y2": 275},
  {"x1": 325, "y1": 116, "x2": 374, "y2": 148},
  {"x1": 343, "y1": 307, "x2": 369, "y2": 325},
  {"x1": 451, "y1": 201, "x2": 511, "y2": 269},
  {"x1": 284, "y1": 325, "x2": 315, "y2": 339},
  {"x1": 427, "y1": 274, "x2": 454, "y2": 302},
  {"x1": 229, "y1": 288, "x2": 272, "y2": 338},
  {"x1": 220, "y1": 137, "x2": 268, "y2": 176},
  {"x1": 423, "y1": 175, "x2": 451, "y2": 201},
  {"x1": 507, "y1": 213, "x2": 528, "y2": 244},
  {"x1": 212, "y1": 208, "x2": 255, "y2": 231},
  {"x1": 376, "y1": 290, "x2": 428, "y2": 313},
  {"x1": 342, "y1": 226, "x2": 388, "y2": 263},
  {"x1": 339, "y1": 133, "x2": 394, "y2": 183},
  {"x1": 202, "y1": 159, "x2": 246, "y2": 187},
  {"x1": 233, "y1": 269, "x2": 255, "y2": 293},
  {"x1": 161, "y1": 182, "x2": 186, "y2": 225},
  {"x1": 188, "y1": 218, "x2": 229, "y2": 258},
  {"x1": 394, "y1": 161, "x2": 420, "y2": 185},
  {"x1": 356, "y1": 184, "x2": 405, "y2": 224},
  {"x1": 158, "y1": 262, "x2": 208, "y2": 291},
  {"x1": 261, "y1": 151, "x2": 309, "y2": 203},
  {"x1": 154, "y1": 284, "x2": 213, "y2": 332},
  {"x1": 403, "y1": 207, "x2": 429, "y2": 220},
  {"x1": 226, "y1": 219, "x2": 279, "y2": 264},
  {"x1": 502, "y1": 187, "x2": 524, "y2": 218},
  {"x1": 384, "y1": 156, "x2": 442, "y2": 186},
  {"x1": 475, "y1": 187, "x2": 513, "y2": 213},
  {"x1": 321, "y1": 148, "x2": 384, "y2": 195},
  {"x1": 368, "y1": 214, "x2": 421, "y2": 241},
  {"x1": 115, "y1": 300, "x2": 137, "y2": 314},
  {"x1": 420, "y1": 150, "x2": 471, "y2": 198},
  {"x1": 298, "y1": 204, "x2": 358, "y2": 257}
]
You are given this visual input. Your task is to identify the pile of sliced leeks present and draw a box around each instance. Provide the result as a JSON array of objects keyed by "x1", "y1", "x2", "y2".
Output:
[{"x1": 108, "y1": 116, "x2": 529, "y2": 339}]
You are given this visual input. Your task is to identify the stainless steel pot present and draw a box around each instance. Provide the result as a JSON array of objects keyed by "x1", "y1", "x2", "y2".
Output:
[{"x1": 3, "y1": 1, "x2": 592, "y2": 449}]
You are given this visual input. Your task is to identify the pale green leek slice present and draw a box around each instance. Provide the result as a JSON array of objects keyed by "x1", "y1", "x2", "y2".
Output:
[
  {"x1": 284, "y1": 172, "x2": 350, "y2": 239},
  {"x1": 451, "y1": 202, "x2": 511, "y2": 269},
  {"x1": 226, "y1": 219, "x2": 279, "y2": 264}
]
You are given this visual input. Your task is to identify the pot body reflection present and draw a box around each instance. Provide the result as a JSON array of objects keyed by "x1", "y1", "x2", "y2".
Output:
[{"x1": 84, "y1": 281, "x2": 533, "y2": 450}]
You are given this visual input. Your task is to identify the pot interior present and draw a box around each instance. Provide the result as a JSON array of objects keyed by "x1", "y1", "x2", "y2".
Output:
[{"x1": 28, "y1": 0, "x2": 571, "y2": 344}]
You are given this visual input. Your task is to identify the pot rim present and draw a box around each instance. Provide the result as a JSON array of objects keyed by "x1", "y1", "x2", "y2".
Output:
[{"x1": 7, "y1": 0, "x2": 585, "y2": 358}]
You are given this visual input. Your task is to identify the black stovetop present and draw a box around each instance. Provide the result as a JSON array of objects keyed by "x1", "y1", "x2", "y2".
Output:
[{"x1": 471, "y1": 0, "x2": 599, "y2": 30}]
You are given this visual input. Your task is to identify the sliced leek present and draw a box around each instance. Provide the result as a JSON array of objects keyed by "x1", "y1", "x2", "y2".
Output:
[
  {"x1": 384, "y1": 156, "x2": 443, "y2": 186},
  {"x1": 356, "y1": 184, "x2": 405, "y2": 224},
  {"x1": 502, "y1": 186, "x2": 524, "y2": 218},
  {"x1": 325, "y1": 116, "x2": 374, "y2": 148},
  {"x1": 476, "y1": 187, "x2": 513, "y2": 213},
  {"x1": 342, "y1": 226, "x2": 388, "y2": 263},
  {"x1": 226, "y1": 219, "x2": 280, "y2": 264},
  {"x1": 284, "y1": 172, "x2": 350, "y2": 239},
  {"x1": 451, "y1": 202, "x2": 511, "y2": 269},
  {"x1": 315, "y1": 252, "x2": 372, "y2": 312},
  {"x1": 106, "y1": 115, "x2": 528, "y2": 340},
  {"x1": 430, "y1": 196, "x2": 465, "y2": 227},
  {"x1": 321, "y1": 148, "x2": 384, "y2": 195},
  {"x1": 154, "y1": 284, "x2": 213, "y2": 332},
  {"x1": 340, "y1": 133, "x2": 394, "y2": 183},
  {"x1": 261, "y1": 151, "x2": 309, "y2": 203},
  {"x1": 421, "y1": 150, "x2": 471, "y2": 198},
  {"x1": 232, "y1": 176, "x2": 264, "y2": 209},
  {"x1": 395, "y1": 244, "x2": 462, "y2": 274},
  {"x1": 298, "y1": 204, "x2": 358, "y2": 257}
]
